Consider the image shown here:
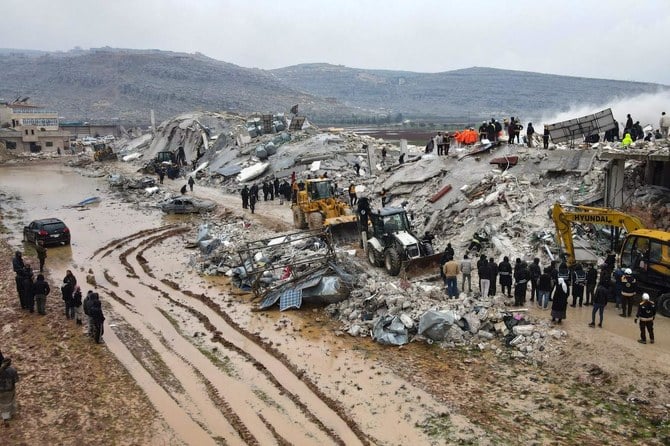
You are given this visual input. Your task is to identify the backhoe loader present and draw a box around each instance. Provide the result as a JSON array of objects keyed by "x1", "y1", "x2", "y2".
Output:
[{"x1": 552, "y1": 203, "x2": 670, "y2": 316}]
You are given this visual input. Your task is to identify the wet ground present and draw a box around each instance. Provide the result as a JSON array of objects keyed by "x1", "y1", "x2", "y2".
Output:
[
  {"x1": 2, "y1": 160, "x2": 669, "y2": 445},
  {"x1": 0, "y1": 161, "x2": 452, "y2": 445}
]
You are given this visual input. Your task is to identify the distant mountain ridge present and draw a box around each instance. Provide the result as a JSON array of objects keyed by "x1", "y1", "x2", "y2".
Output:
[{"x1": 0, "y1": 48, "x2": 665, "y2": 124}]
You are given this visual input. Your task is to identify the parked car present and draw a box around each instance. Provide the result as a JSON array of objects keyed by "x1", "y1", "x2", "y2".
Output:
[
  {"x1": 160, "y1": 197, "x2": 217, "y2": 214},
  {"x1": 23, "y1": 218, "x2": 71, "y2": 246}
]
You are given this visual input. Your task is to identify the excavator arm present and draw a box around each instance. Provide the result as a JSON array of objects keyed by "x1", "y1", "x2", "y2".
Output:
[{"x1": 551, "y1": 203, "x2": 645, "y2": 266}]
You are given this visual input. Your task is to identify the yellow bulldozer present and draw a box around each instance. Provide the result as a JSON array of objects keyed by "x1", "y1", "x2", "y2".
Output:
[
  {"x1": 92, "y1": 143, "x2": 117, "y2": 162},
  {"x1": 552, "y1": 203, "x2": 670, "y2": 317},
  {"x1": 292, "y1": 178, "x2": 358, "y2": 237}
]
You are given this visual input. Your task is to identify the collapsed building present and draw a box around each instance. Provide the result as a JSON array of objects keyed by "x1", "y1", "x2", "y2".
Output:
[{"x1": 102, "y1": 108, "x2": 670, "y2": 358}]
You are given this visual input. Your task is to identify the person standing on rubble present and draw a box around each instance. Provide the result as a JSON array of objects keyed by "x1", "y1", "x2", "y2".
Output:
[
  {"x1": 241, "y1": 185, "x2": 249, "y2": 209},
  {"x1": 528, "y1": 258, "x2": 541, "y2": 302},
  {"x1": 380, "y1": 188, "x2": 388, "y2": 207},
  {"x1": 513, "y1": 261, "x2": 529, "y2": 306},
  {"x1": 354, "y1": 163, "x2": 361, "y2": 176},
  {"x1": 262, "y1": 182, "x2": 269, "y2": 201},
  {"x1": 477, "y1": 255, "x2": 491, "y2": 298},
  {"x1": 570, "y1": 263, "x2": 586, "y2": 307},
  {"x1": 249, "y1": 192, "x2": 257, "y2": 214},
  {"x1": 526, "y1": 123, "x2": 535, "y2": 147},
  {"x1": 158, "y1": 167, "x2": 165, "y2": 184},
  {"x1": 273, "y1": 178, "x2": 280, "y2": 198},
  {"x1": 507, "y1": 119, "x2": 515, "y2": 145},
  {"x1": 551, "y1": 278, "x2": 569, "y2": 324},
  {"x1": 537, "y1": 267, "x2": 553, "y2": 309},
  {"x1": 188, "y1": 176, "x2": 195, "y2": 192},
  {"x1": 460, "y1": 254, "x2": 472, "y2": 293},
  {"x1": 585, "y1": 263, "x2": 598, "y2": 306},
  {"x1": 543, "y1": 126, "x2": 550, "y2": 149},
  {"x1": 357, "y1": 196, "x2": 371, "y2": 236},
  {"x1": 381, "y1": 146, "x2": 387, "y2": 163},
  {"x1": 660, "y1": 112, "x2": 669, "y2": 138},
  {"x1": 250, "y1": 183, "x2": 259, "y2": 202},
  {"x1": 348, "y1": 183, "x2": 357, "y2": 207},
  {"x1": 488, "y1": 258, "x2": 498, "y2": 296},
  {"x1": 443, "y1": 257, "x2": 460, "y2": 298},
  {"x1": 498, "y1": 256, "x2": 513, "y2": 298},
  {"x1": 624, "y1": 114, "x2": 633, "y2": 135}
]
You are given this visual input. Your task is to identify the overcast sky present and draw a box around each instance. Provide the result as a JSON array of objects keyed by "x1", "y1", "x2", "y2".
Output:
[{"x1": 2, "y1": 0, "x2": 669, "y2": 84}]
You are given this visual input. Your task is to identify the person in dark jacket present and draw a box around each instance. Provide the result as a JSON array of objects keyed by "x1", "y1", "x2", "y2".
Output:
[
  {"x1": 61, "y1": 270, "x2": 77, "y2": 318},
  {"x1": 498, "y1": 256, "x2": 512, "y2": 298},
  {"x1": 477, "y1": 255, "x2": 491, "y2": 298},
  {"x1": 83, "y1": 291, "x2": 96, "y2": 337},
  {"x1": 528, "y1": 258, "x2": 541, "y2": 302},
  {"x1": 0, "y1": 356, "x2": 20, "y2": 422},
  {"x1": 635, "y1": 293, "x2": 656, "y2": 344},
  {"x1": 89, "y1": 298, "x2": 106, "y2": 344},
  {"x1": 570, "y1": 263, "x2": 586, "y2": 307},
  {"x1": 488, "y1": 258, "x2": 498, "y2": 296},
  {"x1": 72, "y1": 286, "x2": 83, "y2": 325},
  {"x1": 249, "y1": 193, "x2": 257, "y2": 214},
  {"x1": 537, "y1": 267, "x2": 553, "y2": 309},
  {"x1": 543, "y1": 126, "x2": 550, "y2": 149},
  {"x1": 12, "y1": 251, "x2": 26, "y2": 309},
  {"x1": 33, "y1": 274, "x2": 50, "y2": 315},
  {"x1": 551, "y1": 278, "x2": 569, "y2": 323},
  {"x1": 557, "y1": 261, "x2": 571, "y2": 296},
  {"x1": 588, "y1": 281, "x2": 609, "y2": 327},
  {"x1": 35, "y1": 241, "x2": 47, "y2": 273},
  {"x1": 241, "y1": 185, "x2": 249, "y2": 209},
  {"x1": 620, "y1": 268, "x2": 637, "y2": 317},
  {"x1": 22, "y1": 266, "x2": 35, "y2": 313},
  {"x1": 188, "y1": 176, "x2": 195, "y2": 192},
  {"x1": 585, "y1": 264, "x2": 598, "y2": 305},
  {"x1": 250, "y1": 183, "x2": 259, "y2": 202},
  {"x1": 513, "y1": 262, "x2": 529, "y2": 306},
  {"x1": 526, "y1": 123, "x2": 535, "y2": 147}
]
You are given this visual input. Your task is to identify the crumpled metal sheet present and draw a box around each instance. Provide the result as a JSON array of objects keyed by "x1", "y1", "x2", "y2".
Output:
[
  {"x1": 418, "y1": 310, "x2": 457, "y2": 341},
  {"x1": 372, "y1": 315, "x2": 408, "y2": 345}
]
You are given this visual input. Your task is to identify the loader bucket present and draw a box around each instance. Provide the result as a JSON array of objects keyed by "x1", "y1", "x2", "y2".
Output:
[
  {"x1": 324, "y1": 215, "x2": 359, "y2": 245},
  {"x1": 401, "y1": 253, "x2": 443, "y2": 278}
]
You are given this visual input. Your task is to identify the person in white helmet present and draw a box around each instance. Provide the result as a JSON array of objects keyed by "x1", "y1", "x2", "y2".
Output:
[
  {"x1": 635, "y1": 293, "x2": 656, "y2": 344},
  {"x1": 619, "y1": 268, "x2": 637, "y2": 317}
]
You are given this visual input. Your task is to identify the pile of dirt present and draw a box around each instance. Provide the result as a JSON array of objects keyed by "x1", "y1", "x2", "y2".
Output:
[{"x1": 0, "y1": 238, "x2": 171, "y2": 444}]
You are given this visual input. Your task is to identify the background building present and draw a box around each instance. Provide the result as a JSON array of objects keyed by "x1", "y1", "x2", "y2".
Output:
[{"x1": 0, "y1": 100, "x2": 71, "y2": 152}]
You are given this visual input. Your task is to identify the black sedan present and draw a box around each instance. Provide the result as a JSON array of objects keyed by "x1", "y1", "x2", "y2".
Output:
[{"x1": 23, "y1": 218, "x2": 71, "y2": 246}]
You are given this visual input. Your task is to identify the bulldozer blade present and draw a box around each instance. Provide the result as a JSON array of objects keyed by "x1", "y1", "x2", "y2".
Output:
[
  {"x1": 324, "y1": 219, "x2": 360, "y2": 245},
  {"x1": 401, "y1": 253, "x2": 443, "y2": 278}
]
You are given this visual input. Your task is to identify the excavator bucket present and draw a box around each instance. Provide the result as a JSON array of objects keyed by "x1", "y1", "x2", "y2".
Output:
[
  {"x1": 401, "y1": 253, "x2": 443, "y2": 278},
  {"x1": 324, "y1": 215, "x2": 360, "y2": 245}
]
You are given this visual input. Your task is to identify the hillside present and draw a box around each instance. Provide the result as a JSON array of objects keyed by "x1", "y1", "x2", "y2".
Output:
[
  {"x1": 0, "y1": 48, "x2": 666, "y2": 124},
  {"x1": 0, "y1": 48, "x2": 356, "y2": 124},
  {"x1": 271, "y1": 64, "x2": 667, "y2": 122}
]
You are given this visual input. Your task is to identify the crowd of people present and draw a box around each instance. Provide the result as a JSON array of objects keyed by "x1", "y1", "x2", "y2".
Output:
[
  {"x1": 440, "y1": 245, "x2": 656, "y2": 343},
  {"x1": 5, "y1": 249, "x2": 107, "y2": 423}
]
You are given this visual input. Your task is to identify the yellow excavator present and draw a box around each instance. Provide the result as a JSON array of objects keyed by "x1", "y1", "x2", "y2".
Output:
[
  {"x1": 292, "y1": 178, "x2": 358, "y2": 237},
  {"x1": 552, "y1": 203, "x2": 670, "y2": 317}
]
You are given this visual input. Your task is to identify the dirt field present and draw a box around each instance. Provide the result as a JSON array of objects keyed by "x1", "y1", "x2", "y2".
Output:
[{"x1": 1, "y1": 158, "x2": 669, "y2": 445}]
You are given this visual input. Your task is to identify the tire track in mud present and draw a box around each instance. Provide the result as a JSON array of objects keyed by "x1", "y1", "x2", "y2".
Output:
[
  {"x1": 95, "y1": 226, "x2": 371, "y2": 446},
  {"x1": 132, "y1": 231, "x2": 373, "y2": 446}
]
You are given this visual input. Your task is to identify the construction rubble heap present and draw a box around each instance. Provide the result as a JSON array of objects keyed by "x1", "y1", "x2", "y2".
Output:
[{"x1": 67, "y1": 110, "x2": 670, "y2": 360}]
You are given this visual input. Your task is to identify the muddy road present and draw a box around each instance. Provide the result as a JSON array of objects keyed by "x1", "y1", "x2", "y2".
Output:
[
  {"x1": 0, "y1": 161, "x2": 453, "y2": 445},
  {"x1": 2, "y1": 159, "x2": 670, "y2": 445}
]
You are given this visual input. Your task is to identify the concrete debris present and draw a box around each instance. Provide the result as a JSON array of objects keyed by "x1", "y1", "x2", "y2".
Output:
[{"x1": 102, "y1": 109, "x2": 670, "y2": 362}]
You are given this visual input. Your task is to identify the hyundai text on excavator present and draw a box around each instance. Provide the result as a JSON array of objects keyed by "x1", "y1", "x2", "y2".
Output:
[
  {"x1": 292, "y1": 178, "x2": 358, "y2": 239},
  {"x1": 363, "y1": 207, "x2": 442, "y2": 277},
  {"x1": 552, "y1": 203, "x2": 670, "y2": 317}
]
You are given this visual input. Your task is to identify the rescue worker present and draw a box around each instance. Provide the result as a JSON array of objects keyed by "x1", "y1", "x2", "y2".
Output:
[
  {"x1": 498, "y1": 256, "x2": 513, "y2": 298},
  {"x1": 33, "y1": 273, "x2": 50, "y2": 315},
  {"x1": 35, "y1": 241, "x2": 47, "y2": 273},
  {"x1": 570, "y1": 263, "x2": 586, "y2": 307},
  {"x1": 0, "y1": 356, "x2": 20, "y2": 423},
  {"x1": 241, "y1": 185, "x2": 249, "y2": 209},
  {"x1": 621, "y1": 132, "x2": 633, "y2": 147},
  {"x1": 620, "y1": 268, "x2": 637, "y2": 317},
  {"x1": 349, "y1": 183, "x2": 357, "y2": 206},
  {"x1": 528, "y1": 257, "x2": 541, "y2": 302},
  {"x1": 443, "y1": 243, "x2": 454, "y2": 260},
  {"x1": 635, "y1": 293, "x2": 656, "y2": 344}
]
